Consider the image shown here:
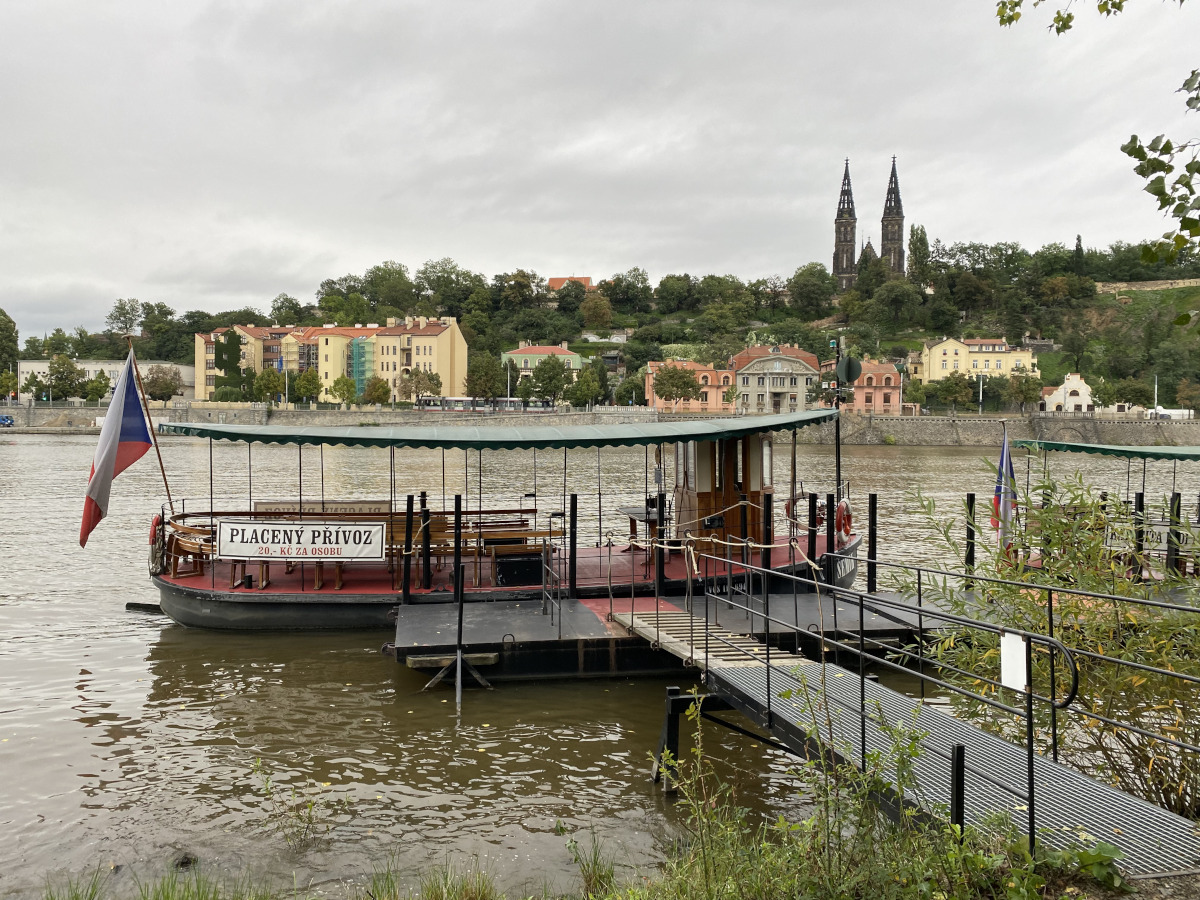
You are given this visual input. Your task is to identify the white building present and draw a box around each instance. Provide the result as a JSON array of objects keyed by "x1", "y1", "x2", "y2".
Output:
[
  {"x1": 16, "y1": 359, "x2": 195, "y2": 402},
  {"x1": 1039, "y1": 372, "x2": 1094, "y2": 413}
]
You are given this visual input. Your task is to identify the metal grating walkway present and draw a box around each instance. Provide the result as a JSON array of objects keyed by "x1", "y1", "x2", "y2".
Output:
[{"x1": 616, "y1": 609, "x2": 1200, "y2": 876}]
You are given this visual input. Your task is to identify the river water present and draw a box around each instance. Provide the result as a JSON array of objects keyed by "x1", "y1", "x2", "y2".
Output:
[{"x1": 0, "y1": 433, "x2": 1190, "y2": 898}]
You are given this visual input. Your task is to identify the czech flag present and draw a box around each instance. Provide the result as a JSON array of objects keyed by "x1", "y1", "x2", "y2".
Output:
[
  {"x1": 992, "y1": 425, "x2": 1017, "y2": 548},
  {"x1": 80, "y1": 352, "x2": 152, "y2": 547}
]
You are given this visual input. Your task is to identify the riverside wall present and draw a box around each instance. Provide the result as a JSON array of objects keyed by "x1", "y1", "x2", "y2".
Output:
[{"x1": 9, "y1": 402, "x2": 1200, "y2": 446}]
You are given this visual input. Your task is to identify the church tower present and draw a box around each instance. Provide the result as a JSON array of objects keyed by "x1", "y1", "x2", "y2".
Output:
[
  {"x1": 880, "y1": 157, "x2": 905, "y2": 275},
  {"x1": 832, "y1": 160, "x2": 857, "y2": 292}
]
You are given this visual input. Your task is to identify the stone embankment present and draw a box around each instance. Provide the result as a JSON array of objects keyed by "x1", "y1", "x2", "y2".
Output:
[{"x1": 8, "y1": 403, "x2": 1200, "y2": 446}]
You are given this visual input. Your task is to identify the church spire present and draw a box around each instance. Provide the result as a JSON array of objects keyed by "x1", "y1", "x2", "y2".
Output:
[
  {"x1": 837, "y1": 158, "x2": 856, "y2": 219},
  {"x1": 833, "y1": 159, "x2": 858, "y2": 292},
  {"x1": 880, "y1": 156, "x2": 905, "y2": 274},
  {"x1": 883, "y1": 156, "x2": 903, "y2": 216}
]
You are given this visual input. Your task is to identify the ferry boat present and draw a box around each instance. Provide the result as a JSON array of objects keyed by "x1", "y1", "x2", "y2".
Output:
[{"x1": 151, "y1": 410, "x2": 860, "y2": 630}]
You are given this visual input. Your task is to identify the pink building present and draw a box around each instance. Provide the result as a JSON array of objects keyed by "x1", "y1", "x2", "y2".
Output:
[
  {"x1": 844, "y1": 359, "x2": 904, "y2": 415},
  {"x1": 645, "y1": 360, "x2": 737, "y2": 413}
]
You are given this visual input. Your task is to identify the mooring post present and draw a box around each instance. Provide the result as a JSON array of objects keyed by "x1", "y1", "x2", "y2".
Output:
[
  {"x1": 867, "y1": 493, "x2": 878, "y2": 594},
  {"x1": 401, "y1": 494, "x2": 414, "y2": 602},
  {"x1": 825, "y1": 492, "x2": 836, "y2": 585},
  {"x1": 1169, "y1": 491, "x2": 1183, "y2": 574},
  {"x1": 965, "y1": 493, "x2": 976, "y2": 585},
  {"x1": 655, "y1": 491, "x2": 666, "y2": 599},
  {"x1": 950, "y1": 743, "x2": 965, "y2": 838},
  {"x1": 454, "y1": 495, "x2": 464, "y2": 713},
  {"x1": 421, "y1": 505, "x2": 432, "y2": 590},
  {"x1": 1134, "y1": 491, "x2": 1145, "y2": 582},
  {"x1": 807, "y1": 492, "x2": 817, "y2": 562},
  {"x1": 569, "y1": 493, "x2": 578, "y2": 598},
  {"x1": 761, "y1": 491, "x2": 773, "y2": 575},
  {"x1": 739, "y1": 491, "x2": 749, "y2": 567},
  {"x1": 652, "y1": 686, "x2": 682, "y2": 791}
]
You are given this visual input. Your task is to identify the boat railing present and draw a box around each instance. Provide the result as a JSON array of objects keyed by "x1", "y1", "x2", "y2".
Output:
[{"x1": 541, "y1": 537, "x2": 564, "y2": 638}]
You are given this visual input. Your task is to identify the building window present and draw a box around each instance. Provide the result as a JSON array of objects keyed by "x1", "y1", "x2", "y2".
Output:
[
  {"x1": 701, "y1": 375, "x2": 709, "y2": 385},
  {"x1": 984, "y1": 360, "x2": 989, "y2": 369},
  {"x1": 757, "y1": 393, "x2": 765, "y2": 404},
  {"x1": 972, "y1": 360, "x2": 978, "y2": 369},
  {"x1": 701, "y1": 391, "x2": 709, "y2": 402},
  {"x1": 205, "y1": 375, "x2": 215, "y2": 386},
  {"x1": 741, "y1": 393, "x2": 749, "y2": 404},
  {"x1": 996, "y1": 360, "x2": 1002, "y2": 369},
  {"x1": 884, "y1": 377, "x2": 892, "y2": 386},
  {"x1": 722, "y1": 376, "x2": 730, "y2": 385},
  {"x1": 884, "y1": 393, "x2": 891, "y2": 404},
  {"x1": 741, "y1": 376, "x2": 749, "y2": 386},
  {"x1": 865, "y1": 394, "x2": 873, "y2": 404},
  {"x1": 757, "y1": 376, "x2": 765, "y2": 386},
  {"x1": 866, "y1": 376, "x2": 874, "y2": 386},
  {"x1": 523, "y1": 359, "x2": 529, "y2": 369},
  {"x1": 941, "y1": 361, "x2": 947, "y2": 370},
  {"x1": 790, "y1": 376, "x2": 797, "y2": 386},
  {"x1": 953, "y1": 362, "x2": 959, "y2": 370}
]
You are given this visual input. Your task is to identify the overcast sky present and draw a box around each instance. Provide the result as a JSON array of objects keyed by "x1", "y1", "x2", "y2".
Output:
[{"x1": 1, "y1": 1, "x2": 1197, "y2": 338}]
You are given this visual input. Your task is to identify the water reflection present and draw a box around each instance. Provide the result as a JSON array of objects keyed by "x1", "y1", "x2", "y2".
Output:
[{"x1": 2, "y1": 434, "x2": 1196, "y2": 897}]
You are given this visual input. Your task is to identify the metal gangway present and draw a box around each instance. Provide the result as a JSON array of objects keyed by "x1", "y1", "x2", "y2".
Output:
[{"x1": 614, "y1": 543, "x2": 1200, "y2": 878}]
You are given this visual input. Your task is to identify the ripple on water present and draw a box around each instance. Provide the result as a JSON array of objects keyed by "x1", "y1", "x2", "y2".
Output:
[{"x1": 2, "y1": 435, "x2": 1164, "y2": 897}]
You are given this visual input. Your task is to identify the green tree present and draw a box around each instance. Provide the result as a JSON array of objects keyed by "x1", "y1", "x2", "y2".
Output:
[
  {"x1": 412, "y1": 369, "x2": 442, "y2": 401},
  {"x1": 787, "y1": 263, "x2": 837, "y2": 320},
  {"x1": 416, "y1": 258, "x2": 485, "y2": 318},
  {"x1": 44, "y1": 328, "x2": 71, "y2": 357},
  {"x1": 21, "y1": 336, "x2": 44, "y2": 359},
  {"x1": 270, "y1": 294, "x2": 304, "y2": 325},
  {"x1": 907, "y1": 224, "x2": 933, "y2": 287},
  {"x1": 600, "y1": 267, "x2": 653, "y2": 314},
  {"x1": 0, "y1": 369, "x2": 17, "y2": 402},
  {"x1": 652, "y1": 364, "x2": 702, "y2": 406},
  {"x1": 580, "y1": 293, "x2": 613, "y2": 329},
  {"x1": 363, "y1": 260, "x2": 417, "y2": 313},
  {"x1": 22, "y1": 372, "x2": 46, "y2": 399},
  {"x1": 614, "y1": 375, "x2": 646, "y2": 406},
  {"x1": 105, "y1": 298, "x2": 143, "y2": 335},
  {"x1": 654, "y1": 273, "x2": 698, "y2": 313},
  {"x1": 143, "y1": 365, "x2": 183, "y2": 402},
  {"x1": 1114, "y1": 377, "x2": 1155, "y2": 408},
  {"x1": 47, "y1": 354, "x2": 85, "y2": 399},
  {"x1": 937, "y1": 371, "x2": 973, "y2": 414},
  {"x1": 212, "y1": 386, "x2": 242, "y2": 402},
  {"x1": 587, "y1": 355, "x2": 610, "y2": 401},
  {"x1": 498, "y1": 269, "x2": 542, "y2": 312},
  {"x1": 331, "y1": 375, "x2": 359, "y2": 405},
  {"x1": 464, "y1": 353, "x2": 505, "y2": 402},
  {"x1": 530, "y1": 356, "x2": 569, "y2": 404},
  {"x1": 1004, "y1": 369, "x2": 1043, "y2": 413},
  {"x1": 0, "y1": 307, "x2": 18, "y2": 374},
  {"x1": 904, "y1": 379, "x2": 927, "y2": 405},
  {"x1": 870, "y1": 280, "x2": 923, "y2": 327},
  {"x1": 565, "y1": 367, "x2": 604, "y2": 407},
  {"x1": 252, "y1": 368, "x2": 284, "y2": 403},
  {"x1": 293, "y1": 368, "x2": 321, "y2": 402},
  {"x1": 83, "y1": 371, "x2": 111, "y2": 402},
  {"x1": 855, "y1": 255, "x2": 890, "y2": 301},
  {"x1": 503, "y1": 358, "x2": 521, "y2": 398},
  {"x1": 360, "y1": 376, "x2": 391, "y2": 405},
  {"x1": 1176, "y1": 377, "x2": 1200, "y2": 411},
  {"x1": 1093, "y1": 377, "x2": 1119, "y2": 409},
  {"x1": 554, "y1": 279, "x2": 588, "y2": 315},
  {"x1": 1062, "y1": 329, "x2": 1092, "y2": 372}
]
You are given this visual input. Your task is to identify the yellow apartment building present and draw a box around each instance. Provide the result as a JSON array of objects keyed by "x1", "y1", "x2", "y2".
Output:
[{"x1": 916, "y1": 337, "x2": 1038, "y2": 385}]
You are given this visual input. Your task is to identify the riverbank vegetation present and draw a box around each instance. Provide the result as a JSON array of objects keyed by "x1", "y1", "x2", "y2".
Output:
[
  {"x1": 7, "y1": 231, "x2": 1200, "y2": 411},
  {"x1": 42, "y1": 699, "x2": 1130, "y2": 900},
  {"x1": 901, "y1": 475, "x2": 1200, "y2": 818}
]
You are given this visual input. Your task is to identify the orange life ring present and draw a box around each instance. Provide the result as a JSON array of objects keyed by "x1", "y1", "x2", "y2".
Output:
[
  {"x1": 835, "y1": 499, "x2": 852, "y2": 537},
  {"x1": 784, "y1": 498, "x2": 793, "y2": 518},
  {"x1": 149, "y1": 514, "x2": 162, "y2": 545}
]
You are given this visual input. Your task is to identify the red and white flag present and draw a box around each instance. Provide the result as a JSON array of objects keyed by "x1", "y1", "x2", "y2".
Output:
[{"x1": 80, "y1": 352, "x2": 152, "y2": 547}]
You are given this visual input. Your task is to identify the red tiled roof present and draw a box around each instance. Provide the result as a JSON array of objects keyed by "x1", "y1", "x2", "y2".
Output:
[
  {"x1": 505, "y1": 345, "x2": 578, "y2": 356},
  {"x1": 731, "y1": 345, "x2": 820, "y2": 371},
  {"x1": 548, "y1": 276, "x2": 593, "y2": 291}
]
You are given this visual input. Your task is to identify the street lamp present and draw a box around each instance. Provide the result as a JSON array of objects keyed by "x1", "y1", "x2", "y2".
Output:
[{"x1": 977, "y1": 373, "x2": 983, "y2": 415}]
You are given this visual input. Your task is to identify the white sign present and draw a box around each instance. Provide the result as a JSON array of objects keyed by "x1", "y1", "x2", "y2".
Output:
[
  {"x1": 217, "y1": 520, "x2": 385, "y2": 561},
  {"x1": 253, "y1": 500, "x2": 390, "y2": 514},
  {"x1": 1000, "y1": 631, "x2": 1028, "y2": 692}
]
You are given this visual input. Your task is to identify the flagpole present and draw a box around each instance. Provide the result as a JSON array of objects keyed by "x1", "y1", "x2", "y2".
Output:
[{"x1": 126, "y1": 336, "x2": 176, "y2": 515}]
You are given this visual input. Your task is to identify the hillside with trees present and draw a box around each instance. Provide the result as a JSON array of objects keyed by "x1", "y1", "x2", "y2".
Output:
[{"x1": 11, "y1": 232, "x2": 1200, "y2": 408}]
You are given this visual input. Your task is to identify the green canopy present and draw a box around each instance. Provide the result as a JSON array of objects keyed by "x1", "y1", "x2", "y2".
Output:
[
  {"x1": 1012, "y1": 439, "x2": 1200, "y2": 462},
  {"x1": 158, "y1": 408, "x2": 838, "y2": 451}
]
